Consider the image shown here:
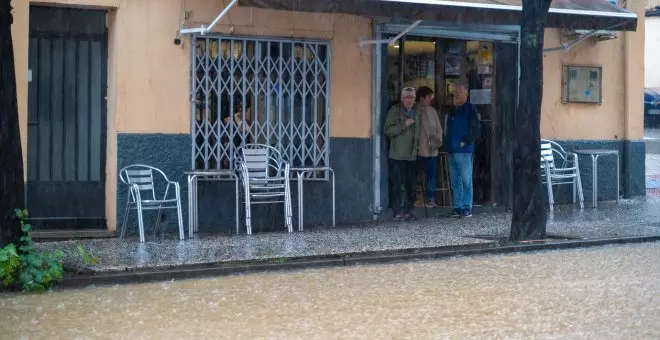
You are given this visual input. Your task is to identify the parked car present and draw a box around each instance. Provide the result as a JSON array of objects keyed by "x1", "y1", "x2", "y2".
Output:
[{"x1": 644, "y1": 88, "x2": 660, "y2": 127}]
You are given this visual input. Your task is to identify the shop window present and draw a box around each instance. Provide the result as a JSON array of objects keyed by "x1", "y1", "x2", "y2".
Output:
[
  {"x1": 191, "y1": 36, "x2": 330, "y2": 179},
  {"x1": 562, "y1": 65, "x2": 603, "y2": 104}
]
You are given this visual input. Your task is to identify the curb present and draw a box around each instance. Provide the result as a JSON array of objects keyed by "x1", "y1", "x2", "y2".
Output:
[{"x1": 56, "y1": 235, "x2": 660, "y2": 290}]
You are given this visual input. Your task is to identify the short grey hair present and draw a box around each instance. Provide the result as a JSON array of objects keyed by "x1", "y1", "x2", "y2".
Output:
[{"x1": 453, "y1": 79, "x2": 468, "y2": 90}]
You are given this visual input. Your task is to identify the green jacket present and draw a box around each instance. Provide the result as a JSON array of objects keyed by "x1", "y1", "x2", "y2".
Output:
[{"x1": 384, "y1": 104, "x2": 421, "y2": 161}]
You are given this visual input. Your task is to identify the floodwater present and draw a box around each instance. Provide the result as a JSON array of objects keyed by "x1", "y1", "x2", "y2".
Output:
[{"x1": 1, "y1": 243, "x2": 659, "y2": 339}]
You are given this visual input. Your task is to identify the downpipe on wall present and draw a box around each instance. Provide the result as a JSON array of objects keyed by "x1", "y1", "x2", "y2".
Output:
[{"x1": 371, "y1": 23, "x2": 384, "y2": 220}]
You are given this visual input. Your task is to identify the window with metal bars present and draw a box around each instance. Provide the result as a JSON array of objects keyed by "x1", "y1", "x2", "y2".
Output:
[{"x1": 191, "y1": 36, "x2": 331, "y2": 179}]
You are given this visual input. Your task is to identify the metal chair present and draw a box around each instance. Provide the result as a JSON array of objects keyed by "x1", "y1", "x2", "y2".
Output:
[
  {"x1": 540, "y1": 139, "x2": 585, "y2": 211},
  {"x1": 119, "y1": 164, "x2": 185, "y2": 242},
  {"x1": 235, "y1": 144, "x2": 293, "y2": 235}
]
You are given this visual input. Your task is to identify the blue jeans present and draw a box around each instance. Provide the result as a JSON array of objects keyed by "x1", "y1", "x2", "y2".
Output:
[
  {"x1": 448, "y1": 153, "x2": 473, "y2": 211},
  {"x1": 419, "y1": 156, "x2": 438, "y2": 201}
]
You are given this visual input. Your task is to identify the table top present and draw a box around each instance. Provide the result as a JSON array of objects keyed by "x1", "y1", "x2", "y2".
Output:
[
  {"x1": 573, "y1": 149, "x2": 619, "y2": 156},
  {"x1": 290, "y1": 166, "x2": 334, "y2": 172},
  {"x1": 184, "y1": 170, "x2": 236, "y2": 177}
]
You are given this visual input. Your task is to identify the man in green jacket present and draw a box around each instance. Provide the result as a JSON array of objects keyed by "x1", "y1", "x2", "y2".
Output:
[{"x1": 385, "y1": 87, "x2": 421, "y2": 221}]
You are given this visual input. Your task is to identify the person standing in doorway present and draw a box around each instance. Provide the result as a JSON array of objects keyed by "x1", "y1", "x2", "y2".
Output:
[
  {"x1": 385, "y1": 87, "x2": 421, "y2": 221},
  {"x1": 444, "y1": 83, "x2": 480, "y2": 218},
  {"x1": 416, "y1": 86, "x2": 443, "y2": 208}
]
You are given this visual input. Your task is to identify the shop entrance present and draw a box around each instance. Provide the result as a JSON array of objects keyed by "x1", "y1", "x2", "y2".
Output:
[{"x1": 382, "y1": 32, "x2": 518, "y2": 211}]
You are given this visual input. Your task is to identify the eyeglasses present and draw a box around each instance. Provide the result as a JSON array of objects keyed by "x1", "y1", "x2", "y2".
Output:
[{"x1": 402, "y1": 87, "x2": 415, "y2": 92}]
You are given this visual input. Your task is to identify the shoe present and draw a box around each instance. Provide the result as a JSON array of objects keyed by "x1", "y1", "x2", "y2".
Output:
[
  {"x1": 461, "y1": 210, "x2": 472, "y2": 218},
  {"x1": 451, "y1": 209, "x2": 461, "y2": 218},
  {"x1": 393, "y1": 214, "x2": 404, "y2": 221},
  {"x1": 425, "y1": 200, "x2": 437, "y2": 208}
]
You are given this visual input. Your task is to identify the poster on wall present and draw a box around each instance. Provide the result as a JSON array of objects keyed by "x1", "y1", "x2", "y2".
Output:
[
  {"x1": 470, "y1": 89, "x2": 491, "y2": 105},
  {"x1": 482, "y1": 77, "x2": 493, "y2": 89},
  {"x1": 477, "y1": 64, "x2": 492, "y2": 75},
  {"x1": 445, "y1": 45, "x2": 462, "y2": 76}
]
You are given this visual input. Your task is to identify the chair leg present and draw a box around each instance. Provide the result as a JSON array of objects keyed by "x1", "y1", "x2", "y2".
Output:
[
  {"x1": 576, "y1": 171, "x2": 585, "y2": 209},
  {"x1": 284, "y1": 182, "x2": 293, "y2": 233},
  {"x1": 572, "y1": 179, "x2": 577, "y2": 204},
  {"x1": 245, "y1": 191, "x2": 252, "y2": 235},
  {"x1": 120, "y1": 193, "x2": 131, "y2": 239},
  {"x1": 546, "y1": 178, "x2": 555, "y2": 212},
  {"x1": 136, "y1": 203, "x2": 146, "y2": 243},
  {"x1": 154, "y1": 206, "x2": 163, "y2": 238},
  {"x1": 175, "y1": 189, "x2": 185, "y2": 241}
]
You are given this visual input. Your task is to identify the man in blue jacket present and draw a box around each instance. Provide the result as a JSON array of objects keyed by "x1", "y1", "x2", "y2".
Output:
[{"x1": 444, "y1": 83, "x2": 480, "y2": 218}]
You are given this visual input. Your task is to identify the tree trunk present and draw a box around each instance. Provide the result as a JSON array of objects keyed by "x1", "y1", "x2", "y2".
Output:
[
  {"x1": 0, "y1": 0, "x2": 25, "y2": 248},
  {"x1": 510, "y1": 0, "x2": 552, "y2": 241}
]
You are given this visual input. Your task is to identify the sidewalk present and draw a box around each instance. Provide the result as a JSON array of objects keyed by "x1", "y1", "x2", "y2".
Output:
[{"x1": 36, "y1": 197, "x2": 660, "y2": 280}]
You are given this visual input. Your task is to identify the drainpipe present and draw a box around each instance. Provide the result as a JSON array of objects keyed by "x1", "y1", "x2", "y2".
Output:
[
  {"x1": 622, "y1": 13, "x2": 635, "y2": 198},
  {"x1": 371, "y1": 23, "x2": 383, "y2": 219}
]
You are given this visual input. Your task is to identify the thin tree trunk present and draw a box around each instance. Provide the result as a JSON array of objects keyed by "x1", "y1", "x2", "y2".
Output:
[
  {"x1": 0, "y1": 0, "x2": 25, "y2": 248},
  {"x1": 510, "y1": 0, "x2": 551, "y2": 241}
]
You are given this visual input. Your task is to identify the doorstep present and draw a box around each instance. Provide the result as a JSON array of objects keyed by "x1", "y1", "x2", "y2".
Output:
[{"x1": 32, "y1": 229, "x2": 116, "y2": 242}]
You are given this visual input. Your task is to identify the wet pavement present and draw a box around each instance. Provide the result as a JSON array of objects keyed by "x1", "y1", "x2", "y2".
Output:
[
  {"x1": 2, "y1": 242, "x2": 659, "y2": 339},
  {"x1": 36, "y1": 198, "x2": 660, "y2": 273}
]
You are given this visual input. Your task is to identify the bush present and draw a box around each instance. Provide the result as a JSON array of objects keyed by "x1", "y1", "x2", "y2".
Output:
[{"x1": 0, "y1": 209, "x2": 64, "y2": 292}]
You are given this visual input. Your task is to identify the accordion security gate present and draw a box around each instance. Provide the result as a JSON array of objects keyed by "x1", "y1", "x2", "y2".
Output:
[{"x1": 191, "y1": 36, "x2": 331, "y2": 179}]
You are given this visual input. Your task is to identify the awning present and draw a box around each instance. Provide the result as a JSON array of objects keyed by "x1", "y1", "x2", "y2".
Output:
[{"x1": 237, "y1": 0, "x2": 638, "y2": 32}]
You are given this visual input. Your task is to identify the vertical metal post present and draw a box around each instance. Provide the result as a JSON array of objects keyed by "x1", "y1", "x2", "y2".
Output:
[
  {"x1": 324, "y1": 44, "x2": 332, "y2": 179},
  {"x1": 191, "y1": 36, "x2": 197, "y2": 170},
  {"x1": 372, "y1": 23, "x2": 383, "y2": 220},
  {"x1": 616, "y1": 152, "x2": 620, "y2": 203},
  {"x1": 203, "y1": 38, "x2": 211, "y2": 169},
  {"x1": 592, "y1": 155, "x2": 598, "y2": 208}
]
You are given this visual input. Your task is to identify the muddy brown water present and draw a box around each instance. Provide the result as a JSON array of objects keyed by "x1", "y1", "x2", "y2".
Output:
[{"x1": 1, "y1": 243, "x2": 659, "y2": 339}]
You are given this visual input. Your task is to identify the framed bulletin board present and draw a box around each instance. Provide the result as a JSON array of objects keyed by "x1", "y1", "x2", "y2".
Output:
[{"x1": 562, "y1": 65, "x2": 603, "y2": 104}]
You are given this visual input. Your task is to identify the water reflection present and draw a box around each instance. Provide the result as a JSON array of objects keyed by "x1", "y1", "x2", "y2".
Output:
[{"x1": 1, "y1": 243, "x2": 659, "y2": 339}]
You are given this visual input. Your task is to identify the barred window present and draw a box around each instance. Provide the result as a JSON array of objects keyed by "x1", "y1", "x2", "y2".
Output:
[{"x1": 191, "y1": 36, "x2": 331, "y2": 178}]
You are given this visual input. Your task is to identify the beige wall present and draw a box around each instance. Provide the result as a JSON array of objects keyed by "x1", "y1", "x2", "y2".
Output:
[
  {"x1": 624, "y1": 1, "x2": 645, "y2": 141},
  {"x1": 645, "y1": 18, "x2": 660, "y2": 88},
  {"x1": 540, "y1": 30, "x2": 625, "y2": 140},
  {"x1": 541, "y1": 2, "x2": 645, "y2": 141},
  {"x1": 12, "y1": 0, "x2": 29, "y2": 178}
]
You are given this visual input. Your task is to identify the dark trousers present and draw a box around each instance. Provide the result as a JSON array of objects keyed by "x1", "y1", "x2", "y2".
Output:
[
  {"x1": 390, "y1": 159, "x2": 418, "y2": 216},
  {"x1": 419, "y1": 156, "x2": 438, "y2": 201}
]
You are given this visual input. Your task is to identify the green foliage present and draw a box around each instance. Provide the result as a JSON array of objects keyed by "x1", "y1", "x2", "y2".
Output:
[
  {"x1": 75, "y1": 243, "x2": 99, "y2": 266},
  {"x1": 0, "y1": 209, "x2": 64, "y2": 292},
  {"x1": 0, "y1": 243, "x2": 20, "y2": 286}
]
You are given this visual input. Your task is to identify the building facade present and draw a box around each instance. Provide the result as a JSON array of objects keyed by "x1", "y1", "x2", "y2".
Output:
[{"x1": 10, "y1": 0, "x2": 646, "y2": 235}]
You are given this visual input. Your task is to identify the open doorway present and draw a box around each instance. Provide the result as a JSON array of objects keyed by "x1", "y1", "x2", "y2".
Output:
[{"x1": 383, "y1": 34, "x2": 506, "y2": 212}]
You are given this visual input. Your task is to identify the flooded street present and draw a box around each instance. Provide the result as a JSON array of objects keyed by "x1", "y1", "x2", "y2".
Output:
[{"x1": 2, "y1": 243, "x2": 659, "y2": 339}]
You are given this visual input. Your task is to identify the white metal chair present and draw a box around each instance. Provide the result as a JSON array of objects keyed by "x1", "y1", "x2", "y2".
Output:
[
  {"x1": 235, "y1": 144, "x2": 293, "y2": 235},
  {"x1": 540, "y1": 139, "x2": 585, "y2": 211},
  {"x1": 119, "y1": 164, "x2": 185, "y2": 243}
]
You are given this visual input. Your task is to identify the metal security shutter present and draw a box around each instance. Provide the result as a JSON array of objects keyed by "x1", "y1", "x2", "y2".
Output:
[{"x1": 191, "y1": 36, "x2": 331, "y2": 179}]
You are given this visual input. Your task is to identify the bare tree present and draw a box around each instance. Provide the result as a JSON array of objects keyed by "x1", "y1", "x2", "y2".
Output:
[
  {"x1": 0, "y1": 0, "x2": 25, "y2": 247},
  {"x1": 510, "y1": 0, "x2": 552, "y2": 241}
]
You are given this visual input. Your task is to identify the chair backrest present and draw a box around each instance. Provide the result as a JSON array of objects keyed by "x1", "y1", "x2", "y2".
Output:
[
  {"x1": 236, "y1": 144, "x2": 284, "y2": 179},
  {"x1": 119, "y1": 165, "x2": 165, "y2": 201},
  {"x1": 540, "y1": 141, "x2": 555, "y2": 170},
  {"x1": 540, "y1": 139, "x2": 568, "y2": 170}
]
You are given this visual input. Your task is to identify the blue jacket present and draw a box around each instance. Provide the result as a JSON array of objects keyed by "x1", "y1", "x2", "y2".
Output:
[{"x1": 443, "y1": 102, "x2": 480, "y2": 153}]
